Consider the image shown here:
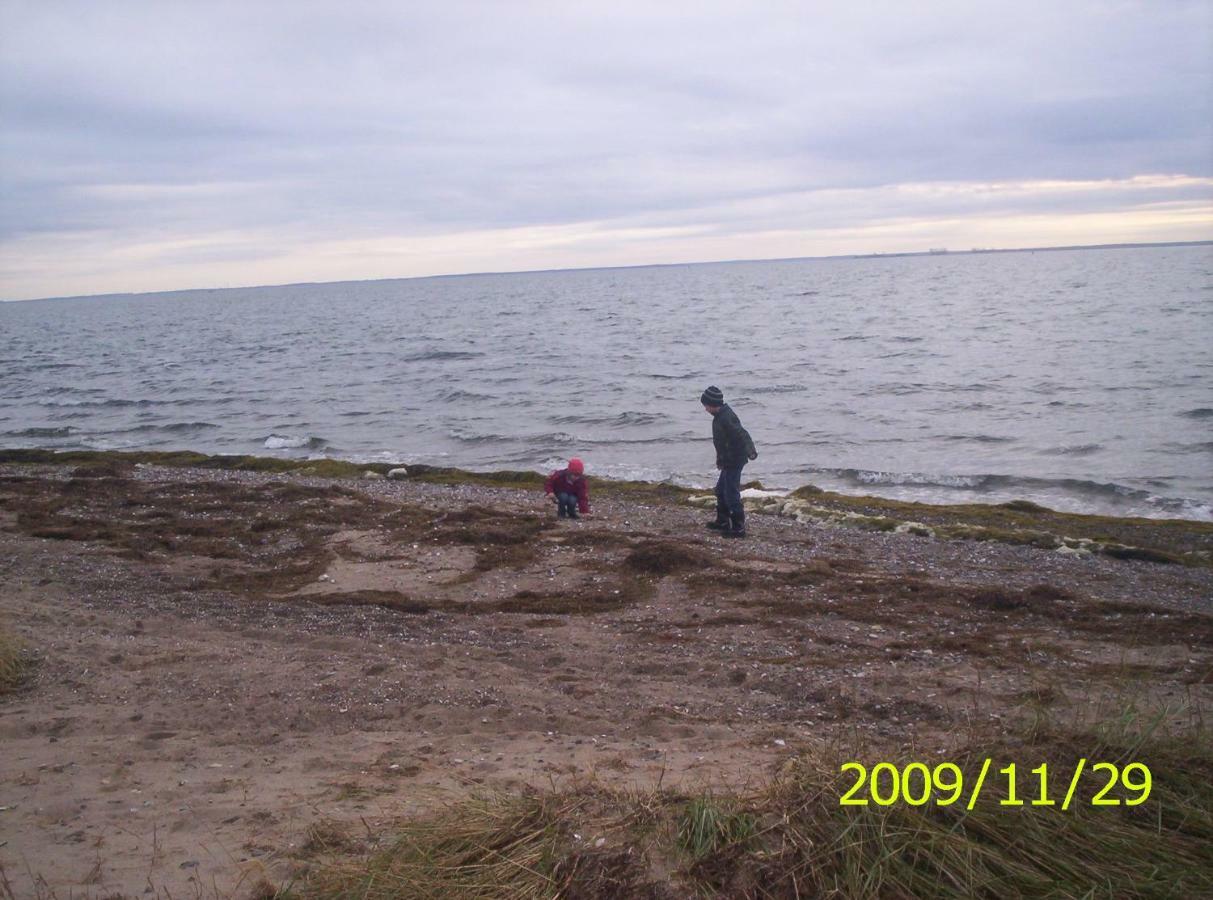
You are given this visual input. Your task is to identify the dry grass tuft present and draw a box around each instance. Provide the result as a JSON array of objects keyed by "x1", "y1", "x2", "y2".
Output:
[
  {"x1": 300, "y1": 820, "x2": 361, "y2": 858},
  {"x1": 0, "y1": 623, "x2": 32, "y2": 694},
  {"x1": 290, "y1": 716, "x2": 1213, "y2": 899}
]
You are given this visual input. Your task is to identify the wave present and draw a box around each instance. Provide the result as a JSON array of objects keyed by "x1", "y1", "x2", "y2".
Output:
[
  {"x1": 762, "y1": 437, "x2": 872, "y2": 448},
  {"x1": 821, "y1": 469, "x2": 992, "y2": 490},
  {"x1": 1144, "y1": 496, "x2": 1213, "y2": 520},
  {"x1": 801, "y1": 469, "x2": 1212, "y2": 518},
  {"x1": 1161, "y1": 441, "x2": 1213, "y2": 454},
  {"x1": 1179, "y1": 408, "x2": 1213, "y2": 419},
  {"x1": 646, "y1": 372, "x2": 703, "y2": 380},
  {"x1": 446, "y1": 429, "x2": 504, "y2": 446},
  {"x1": 1039, "y1": 443, "x2": 1104, "y2": 456},
  {"x1": 41, "y1": 398, "x2": 159, "y2": 409},
  {"x1": 448, "y1": 430, "x2": 576, "y2": 446},
  {"x1": 106, "y1": 422, "x2": 220, "y2": 435},
  {"x1": 45, "y1": 396, "x2": 246, "y2": 410},
  {"x1": 402, "y1": 350, "x2": 485, "y2": 363},
  {"x1": 4, "y1": 426, "x2": 77, "y2": 438},
  {"x1": 746, "y1": 384, "x2": 807, "y2": 395},
  {"x1": 40, "y1": 385, "x2": 107, "y2": 396},
  {"x1": 264, "y1": 434, "x2": 328, "y2": 450},
  {"x1": 580, "y1": 434, "x2": 697, "y2": 446},
  {"x1": 811, "y1": 468, "x2": 1157, "y2": 501},
  {"x1": 941, "y1": 434, "x2": 1016, "y2": 444},
  {"x1": 435, "y1": 390, "x2": 497, "y2": 403},
  {"x1": 877, "y1": 350, "x2": 940, "y2": 360},
  {"x1": 549, "y1": 411, "x2": 663, "y2": 427},
  {"x1": 4, "y1": 362, "x2": 82, "y2": 375},
  {"x1": 858, "y1": 384, "x2": 925, "y2": 397}
]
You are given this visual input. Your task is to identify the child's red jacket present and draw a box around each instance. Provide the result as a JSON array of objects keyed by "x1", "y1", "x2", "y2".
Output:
[{"x1": 544, "y1": 469, "x2": 590, "y2": 513}]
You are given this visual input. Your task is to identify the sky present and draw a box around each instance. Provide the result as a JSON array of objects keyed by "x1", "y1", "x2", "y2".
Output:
[{"x1": 1, "y1": 1, "x2": 1211, "y2": 301}]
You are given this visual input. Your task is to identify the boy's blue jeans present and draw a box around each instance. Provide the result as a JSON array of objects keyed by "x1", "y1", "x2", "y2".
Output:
[
  {"x1": 556, "y1": 492, "x2": 579, "y2": 517},
  {"x1": 715, "y1": 465, "x2": 744, "y2": 522}
]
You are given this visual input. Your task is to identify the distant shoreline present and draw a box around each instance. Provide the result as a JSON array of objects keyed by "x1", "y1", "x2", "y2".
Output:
[
  {"x1": 5, "y1": 239, "x2": 1210, "y2": 305},
  {"x1": 845, "y1": 239, "x2": 1213, "y2": 260}
]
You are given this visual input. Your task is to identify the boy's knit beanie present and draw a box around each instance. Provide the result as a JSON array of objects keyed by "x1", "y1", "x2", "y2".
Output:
[{"x1": 701, "y1": 385, "x2": 724, "y2": 406}]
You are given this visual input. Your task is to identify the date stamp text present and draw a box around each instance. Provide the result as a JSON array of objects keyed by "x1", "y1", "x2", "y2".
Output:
[{"x1": 839, "y1": 759, "x2": 1152, "y2": 810}]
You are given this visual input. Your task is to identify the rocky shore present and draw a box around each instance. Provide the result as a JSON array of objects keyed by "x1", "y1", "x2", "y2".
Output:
[{"x1": 0, "y1": 452, "x2": 1210, "y2": 897}]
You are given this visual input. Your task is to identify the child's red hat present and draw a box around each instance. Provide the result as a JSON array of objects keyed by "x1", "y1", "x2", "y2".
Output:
[{"x1": 567, "y1": 457, "x2": 584, "y2": 475}]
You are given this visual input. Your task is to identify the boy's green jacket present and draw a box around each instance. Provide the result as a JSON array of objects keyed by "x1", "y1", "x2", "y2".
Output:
[{"x1": 712, "y1": 404, "x2": 758, "y2": 468}]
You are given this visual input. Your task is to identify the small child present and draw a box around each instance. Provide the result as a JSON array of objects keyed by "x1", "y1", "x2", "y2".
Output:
[{"x1": 544, "y1": 457, "x2": 590, "y2": 519}]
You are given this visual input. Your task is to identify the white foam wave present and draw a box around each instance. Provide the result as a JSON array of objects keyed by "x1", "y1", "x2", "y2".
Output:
[
  {"x1": 264, "y1": 434, "x2": 325, "y2": 450},
  {"x1": 853, "y1": 470, "x2": 988, "y2": 489}
]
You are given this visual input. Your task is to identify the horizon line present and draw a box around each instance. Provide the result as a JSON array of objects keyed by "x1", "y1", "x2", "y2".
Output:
[{"x1": 5, "y1": 238, "x2": 1211, "y2": 305}]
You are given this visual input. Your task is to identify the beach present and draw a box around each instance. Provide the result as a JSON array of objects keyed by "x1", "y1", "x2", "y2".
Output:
[
  {"x1": 1, "y1": 452, "x2": 1210, "y2": 896},
  {"x1": 4, "y1": 2, "x2": 1212, "y2": 894}
]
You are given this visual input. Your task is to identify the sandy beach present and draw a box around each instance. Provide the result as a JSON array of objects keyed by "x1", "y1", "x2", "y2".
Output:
[{"x1": 1, "y1": 454, "x2": 1210, "y2": 897}]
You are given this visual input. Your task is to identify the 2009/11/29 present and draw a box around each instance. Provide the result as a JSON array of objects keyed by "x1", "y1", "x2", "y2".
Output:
[{"x1": 838, "y1": 760, "x2": 1152, "y2": 810}]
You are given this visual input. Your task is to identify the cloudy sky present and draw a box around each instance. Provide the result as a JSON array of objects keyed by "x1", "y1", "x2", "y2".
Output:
[{"x1": 1, "y1": 1, "x2": 1210, "y2": 300}]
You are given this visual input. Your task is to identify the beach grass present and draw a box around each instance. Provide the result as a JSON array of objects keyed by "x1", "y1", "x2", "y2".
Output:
[
  {"x1": 0, "y1": 623, "x2": 31, "y2": 694},
  {"x1": 289, "y1": 713, "x2": 1212, "y2": 899}
]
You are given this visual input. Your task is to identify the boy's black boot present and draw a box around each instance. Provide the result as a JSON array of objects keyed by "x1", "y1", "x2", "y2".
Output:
[
  {"x1": 706, "y1": 511, "x2": 729, "y2": 530},
  {"x1": 723, "y1": 512, "x2": 747, "y2": 538}
]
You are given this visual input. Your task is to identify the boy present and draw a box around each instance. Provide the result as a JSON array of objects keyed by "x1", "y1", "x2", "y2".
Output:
[
  {"x1": 545, "y1": 457, "x2": 591, "y2": 519},
  {"x1": 701, "y1": 385, "x2": 757, "y2": 538}
]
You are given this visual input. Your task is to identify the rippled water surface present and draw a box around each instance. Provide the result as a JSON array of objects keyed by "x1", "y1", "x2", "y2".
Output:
[{"x1": 2, "y1": 245, "x2": 1211, "y2": 519}]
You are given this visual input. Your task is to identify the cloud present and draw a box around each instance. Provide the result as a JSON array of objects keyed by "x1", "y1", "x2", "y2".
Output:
[
  {"x1": 1, "y1": 0, "x2": 1210, "y2": 298},
  {"x1": 4, "y1": 174, "x2": 1207, "y2": 300}
]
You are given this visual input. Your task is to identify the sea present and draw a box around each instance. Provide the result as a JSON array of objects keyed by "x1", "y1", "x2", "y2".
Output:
[{"x1": 2, "y1": 244, "x2": 1211, "y2": 521}]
